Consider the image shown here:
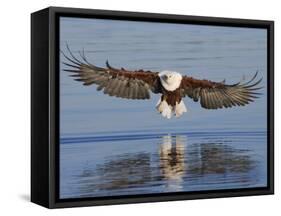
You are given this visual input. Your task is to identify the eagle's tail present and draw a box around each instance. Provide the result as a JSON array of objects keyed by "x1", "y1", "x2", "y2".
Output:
[{"x1": 156, "y1": 99, "x2": 187, "y2": 119}]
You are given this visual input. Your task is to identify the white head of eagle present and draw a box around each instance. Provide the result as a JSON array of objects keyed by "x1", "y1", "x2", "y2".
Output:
[
  {"x1": 159, "y1": 70, "x2": 182, "y2": 91},
  {"x1": 62, "y1": 46, "x2": 262, "y2": 119}
]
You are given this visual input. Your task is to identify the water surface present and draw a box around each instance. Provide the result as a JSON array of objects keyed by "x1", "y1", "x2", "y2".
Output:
[{"x1": 60, "y1": 132, "x2": 266, "y2": 198}]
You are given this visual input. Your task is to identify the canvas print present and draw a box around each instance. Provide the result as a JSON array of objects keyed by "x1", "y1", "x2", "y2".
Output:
[{"x1": 59, "y1": 17, "x2": 267, "y2": 199}]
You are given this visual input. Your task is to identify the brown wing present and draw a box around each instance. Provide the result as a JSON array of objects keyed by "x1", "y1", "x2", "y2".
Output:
[
  {"x1": 180, "y1": 72, "x2": 263, "y2": 109},
  {"x1": 62, "y1": 47, "x2": 161, "y2": 100}
]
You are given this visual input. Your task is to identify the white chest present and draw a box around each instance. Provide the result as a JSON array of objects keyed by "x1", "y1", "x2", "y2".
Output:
[{"x1": 161, "y1": 80, "x2": 181, "y2": 91}]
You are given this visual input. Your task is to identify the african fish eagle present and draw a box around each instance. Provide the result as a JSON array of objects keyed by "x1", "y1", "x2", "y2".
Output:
[{"x1": 62, "y1": 47, "x2": 262, "y2": 119}]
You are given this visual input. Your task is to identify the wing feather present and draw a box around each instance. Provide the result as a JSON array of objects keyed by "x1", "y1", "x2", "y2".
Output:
[
  {"x1": 62, "y1": 48, "x2": 161, "y2": 100},
  {"x1": 181, "y1": 72, "x2": 262, "y2": 109}
]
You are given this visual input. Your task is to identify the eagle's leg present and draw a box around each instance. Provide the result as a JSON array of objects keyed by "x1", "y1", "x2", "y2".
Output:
[
  {"x1": 156, "y1": 95, "x2": 187, "y2": 119},
  {"x1": 156, "y1": 96, "x2": 172, "y2": 119},
  {"x1": 174, "y1": 100, "x2": 187, "y2": 117}
]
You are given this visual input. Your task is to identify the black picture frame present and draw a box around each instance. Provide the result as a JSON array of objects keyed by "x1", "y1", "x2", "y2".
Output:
[{"x1": 31, "y1": 6, "x2": 274, "y2": 208}]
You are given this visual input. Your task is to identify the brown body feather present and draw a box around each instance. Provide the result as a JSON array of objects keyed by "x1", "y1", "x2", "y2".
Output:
[{"x1": 161, "y1": 88, "x2": 182, "y2": 107}]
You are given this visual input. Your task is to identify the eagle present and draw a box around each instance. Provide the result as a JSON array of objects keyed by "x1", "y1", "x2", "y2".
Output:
[{"x1": 62, "y1": 47, "x2": 262, "y2": 119}]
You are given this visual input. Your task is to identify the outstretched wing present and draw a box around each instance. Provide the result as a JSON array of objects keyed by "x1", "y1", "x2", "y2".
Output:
[
  {"x1": 180, "y1": 72, "x2": 263, "y2": 109},
  {"x1": 62, "y1": 47, "x2": 161, "y2": 100}
]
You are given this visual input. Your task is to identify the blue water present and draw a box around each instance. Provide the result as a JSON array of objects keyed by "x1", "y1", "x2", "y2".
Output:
[
  {"x1": 60, "y1": 132, "x2": 267, "y2": 198},
  {"x1": 59, "y1": 17, "x2": 268, "y2": 199}
]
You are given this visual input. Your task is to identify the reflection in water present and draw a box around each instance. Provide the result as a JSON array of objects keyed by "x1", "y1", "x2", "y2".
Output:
[
  {"x1": 75, "y1": 134, "x2": 258, "y2": 197},
  {"x1": 187, "y1": 142, "x2": 254, "y2": 175},
  {"x1": 159, "y1": 136, "x2": 186, "y2": 190},
  {"x1": 79, "y1": 152, "x2": 152, "y2": 194}
]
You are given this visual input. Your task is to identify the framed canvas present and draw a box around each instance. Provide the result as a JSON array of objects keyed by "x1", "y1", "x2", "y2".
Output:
[{"x1": 31, "y1": 6, "x2": 274, "y2": 208}]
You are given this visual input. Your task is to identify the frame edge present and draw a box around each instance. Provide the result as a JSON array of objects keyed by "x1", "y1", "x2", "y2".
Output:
[{"x1": 31, "y1": 8, "x2": 51, "y2": 208}]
